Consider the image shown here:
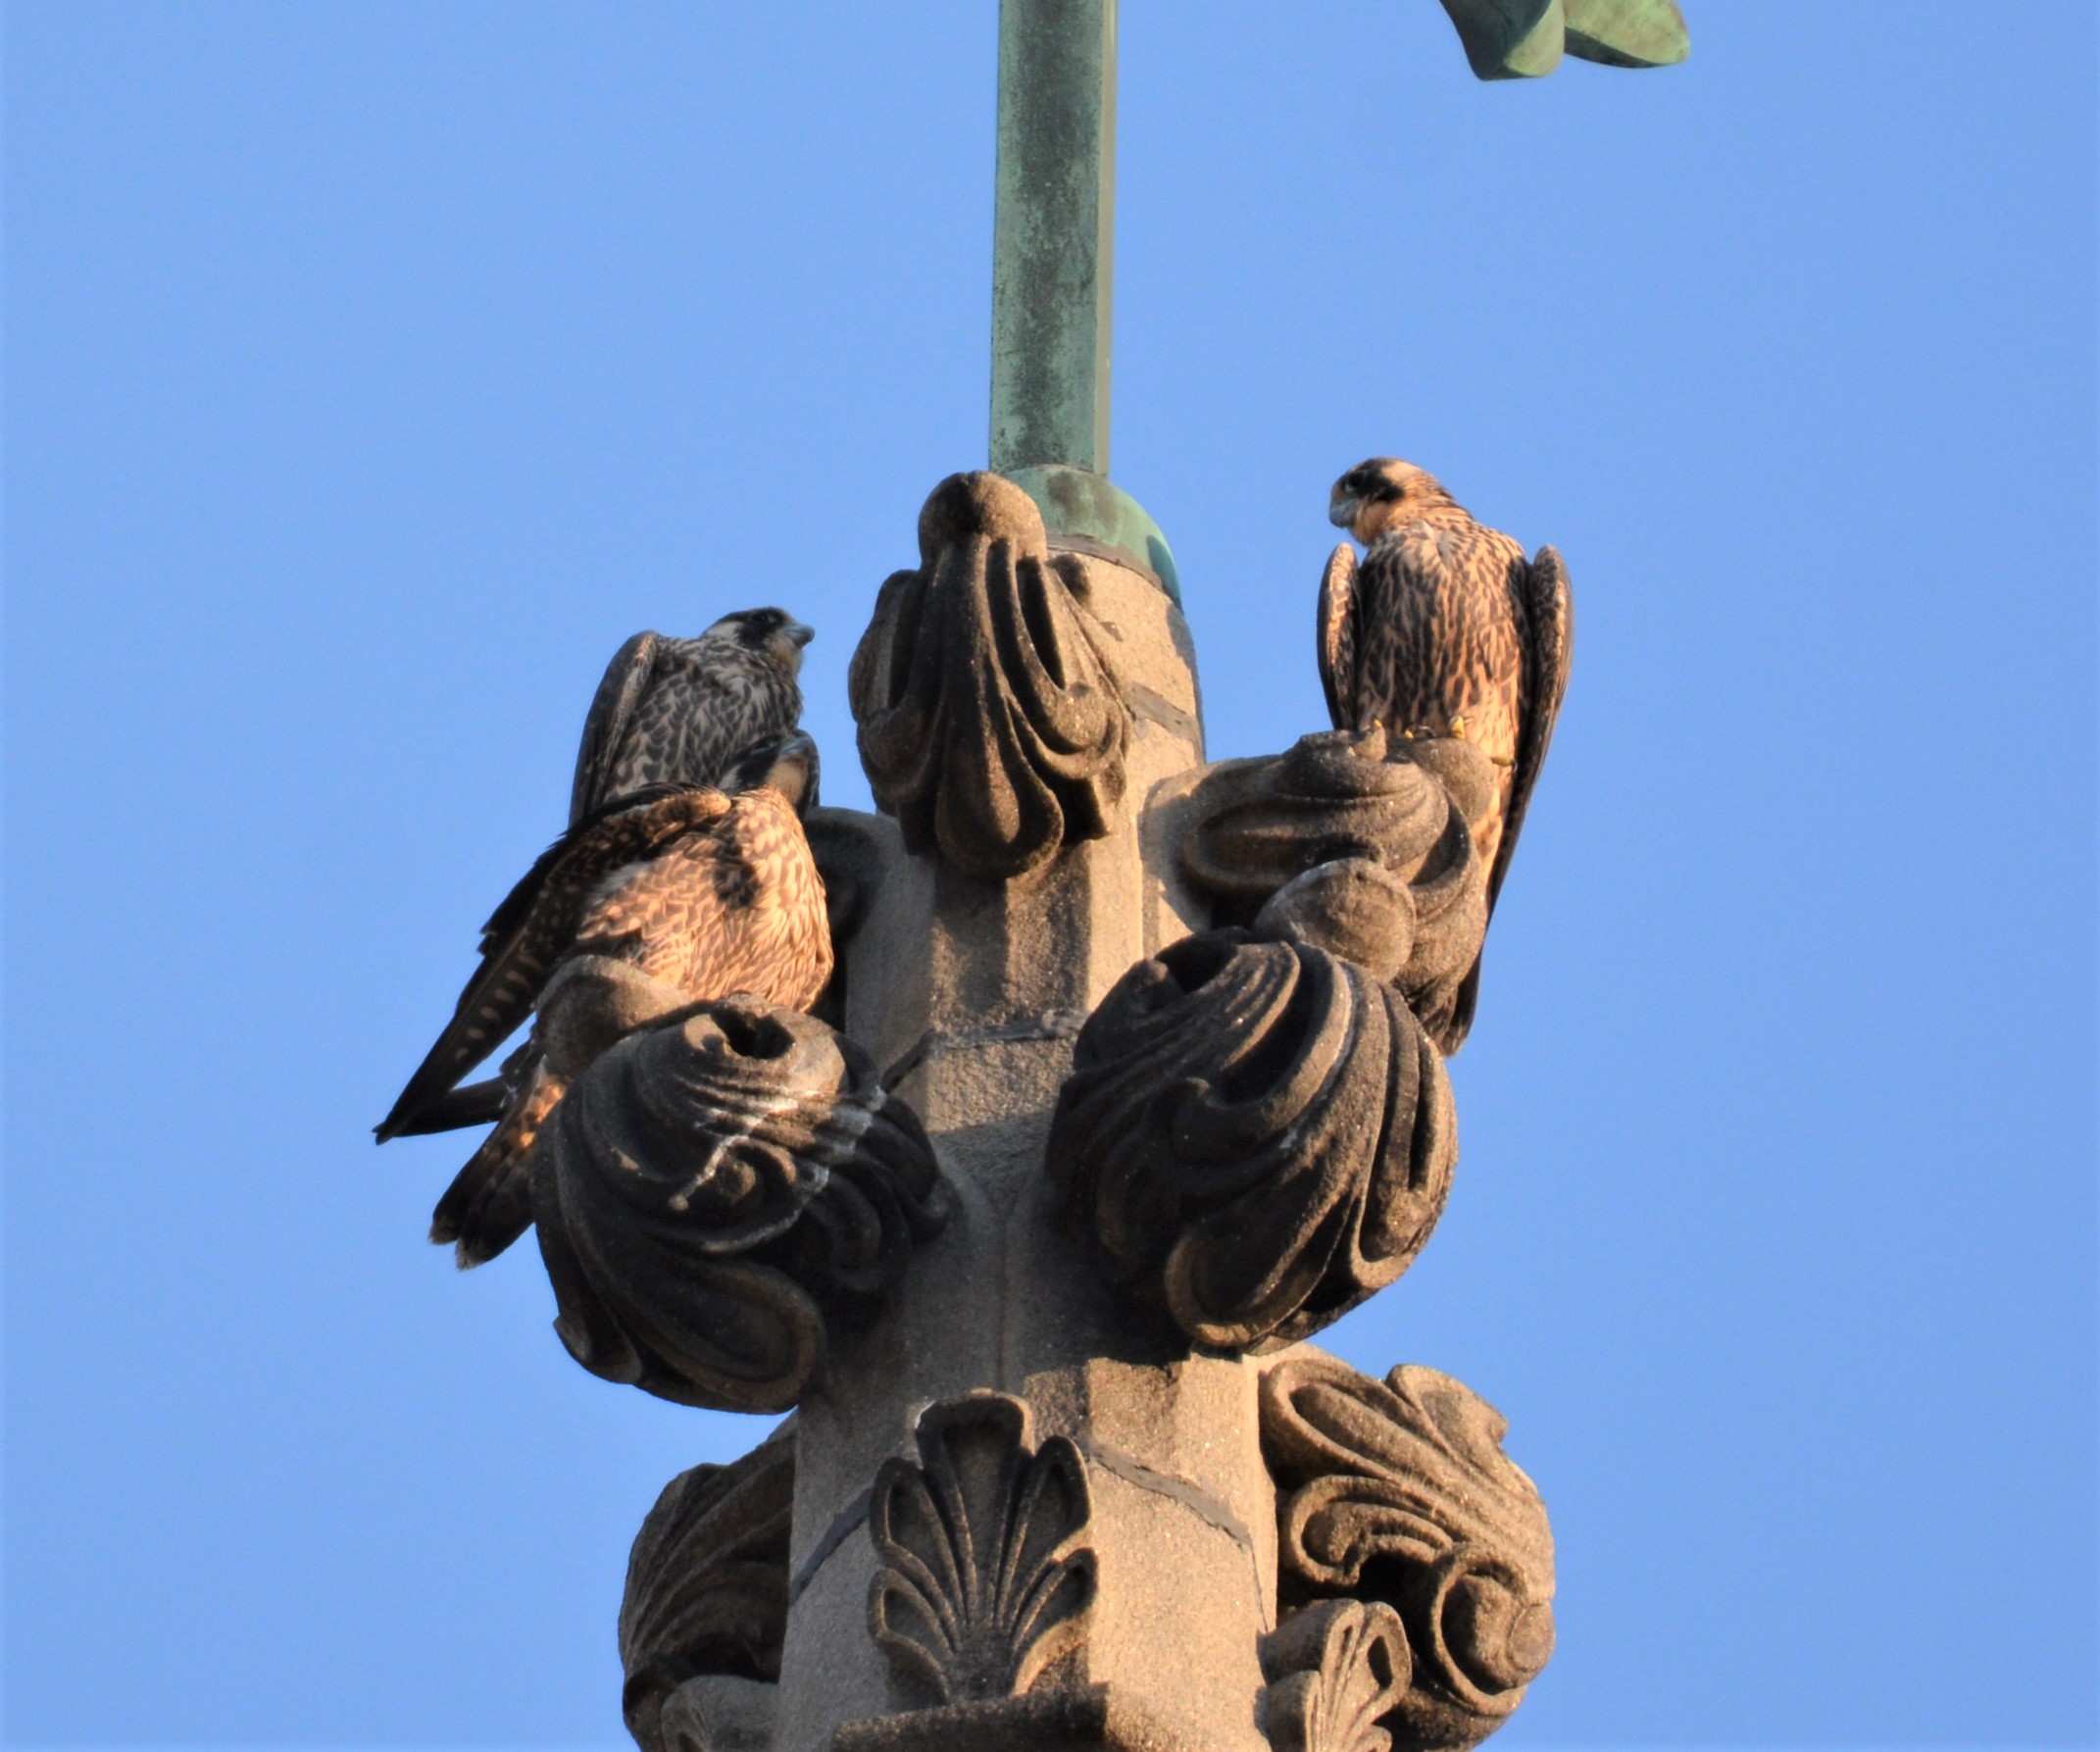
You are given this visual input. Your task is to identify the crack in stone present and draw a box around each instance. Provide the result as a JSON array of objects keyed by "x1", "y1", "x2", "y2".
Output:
[
  {"x1": 787, "y1": 1486, "x2": 873, "y2": 1608},
  {"x1": 1075, "y1": 1436, "x2": 1273, "y2": 1631},
  {"x1": 878, "y1": 1010, "x2": 1091, "y2": 1091}
]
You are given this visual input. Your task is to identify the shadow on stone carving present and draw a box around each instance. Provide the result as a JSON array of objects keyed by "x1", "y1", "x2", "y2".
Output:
[
  {"x1": 621, "y1": 1427, "x2": 795, "y2": 1752},
  {"x1": 532, "y1": 997, "x2": 948, "y2": 1412},
  {"x1": 1046, "y1": 930, "x2": 1456, "y2": 1353},
  {"x1": 1178, "y1": 728, "x2": 1492, "y2": 1053},
  {"x1": 1261, "y1": 1356, "x2": 1555, "y2": 1750},
  {"x1": 868, "y1": 1393, "x2": 1095, "y2": 1709},
  {"x1": 1259, "y1": 1598, "x2": 1412, "y2": 1752},
  {"x1": 806, "y1": 806, "x2": 887, "y2": 1030},
  {"x1": 848, "y1": 472, "x2": 1131, "y2": 882}
]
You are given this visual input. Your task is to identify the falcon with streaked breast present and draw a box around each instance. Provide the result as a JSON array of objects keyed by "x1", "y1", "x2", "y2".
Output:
[
  {"x1": 375, "y1": 735, "x2": 833, "y2": 1267},
  {"x1": 386, "y1": 607, "x2": 816, "y2": 1142},
  {"x1": 571, "y1": 608, "x2": 813, "y2": 824},
  {"x1": 1319, "y1": 458, "x2": 1573, "y2": 1045}
]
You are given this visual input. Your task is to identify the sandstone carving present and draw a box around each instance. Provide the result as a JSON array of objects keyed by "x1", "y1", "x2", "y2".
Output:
[
  {"x1": 1047, "y1": 930, "x2": 1456, "y2": 1352},
  {"x1": 1179, "y1": 728, "x2": 1491, "y2": 1051},
  {"x1": 868, "y1": 1393, "x2": 1095, "y2": 1708},
  {"x1": 621, "y1": 1429, "x2": 795, "y2": 1752},
  {"x1": 848, "y1": 472, "x2": 1131, "y2": 881},
  {"x1": 1258, "y1": 1599, "x2": 1412, "y2": 1752},
  {"x1": 1262, "y1": 1356, "x2": 1555, "y2": 1750},
  {"x1": 532, "y1": 997, "x2": 947, "y2": 1412},
  {"x1": 390, "y1": 8, "x2": 1628, "y2": 1727}
]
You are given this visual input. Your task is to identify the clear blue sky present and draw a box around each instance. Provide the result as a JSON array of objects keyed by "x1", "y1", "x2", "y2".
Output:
[{"x1": 4, "y1": 3, "x2": 2093, "y2": 1747}]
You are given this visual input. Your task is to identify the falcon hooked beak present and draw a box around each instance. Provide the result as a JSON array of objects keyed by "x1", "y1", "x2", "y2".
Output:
[{"x1": 773, "y1": 618, "x2": 816, "y2": 674}]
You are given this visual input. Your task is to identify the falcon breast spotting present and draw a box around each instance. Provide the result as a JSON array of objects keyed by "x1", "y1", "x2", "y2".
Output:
[
  {"x1": 373, "y1": 608, "x2": 814, "y2": 1146},
  {"x1": 1319, "y1": 458, "x2": 1574, "y2": 1043},
  {"x1": 375, "y1": 731, "x2": 834, "y2": 1269}
]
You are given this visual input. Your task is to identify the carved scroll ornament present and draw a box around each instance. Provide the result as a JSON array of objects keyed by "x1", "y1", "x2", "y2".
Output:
[
  {"x1": 1179, "y1": 728, "x2": 1492, "y2": 1052},
  {"x1": 619, "y1": 1430, "x2": 795, "y2": 1752},
  {"x1": 848, "y1": 472, "x2": 1131, "y2": 882},
  {"x1": 1263, "y1": 1355, "x2": 1555, "y2": 1750},
  {"x1": 532, "y1": 997, "x2": 947, "y2": 1413},
  {"x1": 869, "y1": 1393, "x2": 1095, "y2": 1708},
  {"x1": 1259, "y1": 1598, "x2": 1412, "y2": 1752},
  {"x1": 1047, "y1": 930, "x2": 1456, "y2": 1354}
]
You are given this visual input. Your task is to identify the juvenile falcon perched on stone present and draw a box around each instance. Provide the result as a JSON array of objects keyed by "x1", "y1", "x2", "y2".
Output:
[
  {"x1": 570, "y1": 608, "x2": 813, "y2": 825},
  {"x1": 375, "y1": 735, "x2": 832, "y2": 1267},
  {"x1": 383, "y1": 607, "x2": 815, "y2": 1142},
  {"x1": 1319, "y1": 458, "x2": 1574, "y2": 1044}
]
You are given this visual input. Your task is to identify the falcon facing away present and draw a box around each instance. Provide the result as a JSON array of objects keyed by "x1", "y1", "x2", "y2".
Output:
[
  {"x1": 375, "y1": 735, "x2": 833, "y2": 1268},
  {"x1": 1319, "y1": 458, "x2": 1574, "y2": 1046},
  {"x1": 570, "y1": 609, "x2": 813, "y2": 825}
]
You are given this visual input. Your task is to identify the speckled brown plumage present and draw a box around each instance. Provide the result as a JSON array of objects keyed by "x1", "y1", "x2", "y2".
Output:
[
  {"x1": 570, "y1": 609, "x2": 812, "y2": 825},
  {"x1": 378, "y1": 739, "x2": 832, "y2": 1267},
  {"x1": 1319, "y1": 459, "x2": 1574, "y2": 1043}
]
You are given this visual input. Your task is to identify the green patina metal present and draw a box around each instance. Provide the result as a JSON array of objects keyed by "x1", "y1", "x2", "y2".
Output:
[
  {"x1": 991, "y1": 0, "x2": 1115, "y2": 477},
  {"x1": 1436, "y1": 0, "x2": 1689, "y2": 80},
  {"x1": 1004, "y1": 463, "x2": 1181, "y2": 604},
  {"x1": 989, "y1": 0, "x2": 1179, "y2": 602},
  {"x1": 984, "y1": 0, "x2": 1685, "y2": 602}
]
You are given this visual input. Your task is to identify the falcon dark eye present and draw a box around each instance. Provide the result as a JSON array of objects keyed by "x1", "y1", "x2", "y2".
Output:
[{"x1": 736, "y1": 611, "x2": 784, "y2": 647}]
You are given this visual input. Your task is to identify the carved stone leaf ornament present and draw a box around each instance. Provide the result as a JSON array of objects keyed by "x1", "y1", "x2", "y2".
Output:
[
  {"x1": 532, "y1": 997, "x2": 947, "y2": 1413},
  {"x1": 1262, "y1": 1356, "x2": 1556, "y2": 1750},
  {"x1": 620, "y1": 1430, "x2": 796, "y2": 1752},
  {"x1": 848, "y1": 472, "x2": 1132, "y2": 881},
  {"x1": 1047, "y1": 930, "x2": 1457, "y2": 1352},
  {"x1": 1259, "y1": 1599, "x2": 1412, "y2": 1752},
  {"x1": 868, "y1": 1393, "x2": 1096, "y2": 1707},
  {"x1": 1180, "y1": 728, "x2": 1492, "y2": 1050}
]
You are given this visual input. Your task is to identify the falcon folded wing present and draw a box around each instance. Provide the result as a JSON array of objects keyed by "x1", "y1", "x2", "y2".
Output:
[
  {"x1": 1317, "y1": 541, "x2": 1359, "y2": 730},
  {"x1": 375, "y1": 784, "x2": 729, "y2": 1141},
  {"x1": 569, "y1": 630, "x2": 662, "y2": 826}
]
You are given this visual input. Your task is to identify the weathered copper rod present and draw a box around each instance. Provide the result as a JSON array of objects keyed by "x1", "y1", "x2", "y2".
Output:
[{"x1": 990, "y1": 0, "x2": 1116, "y2": 476}]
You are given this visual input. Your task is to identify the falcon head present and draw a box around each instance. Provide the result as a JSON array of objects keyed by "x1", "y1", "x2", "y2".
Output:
[
  {"x1": 704, "y1": 607, "x2": 816, "y2": 676},
  {"x1": 1328, "y1": 459, "x2": 1452, "y2": 544},
  {"x1": 724, "y1": 731, "x2": 821, "y2": 816}
]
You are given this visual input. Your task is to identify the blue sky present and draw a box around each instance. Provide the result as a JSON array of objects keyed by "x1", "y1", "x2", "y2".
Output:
[{"x1": 4, "y1": 3, "x2": 2094, "y2": 1747}]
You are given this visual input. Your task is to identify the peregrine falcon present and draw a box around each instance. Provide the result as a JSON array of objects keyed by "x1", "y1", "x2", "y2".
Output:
[
  {"x1": 571, "y1": 609, "x2": 813, "y2": 825},
  {"x1": 375, "y1": 735, "x2": 833, "y2": 1267},
  {"x1": 383, "y1": 608, "x2": 815, "y2": 1142},
  {"x1": 1319, "y1": 458, "x2": 1574, "y2": 1043}
]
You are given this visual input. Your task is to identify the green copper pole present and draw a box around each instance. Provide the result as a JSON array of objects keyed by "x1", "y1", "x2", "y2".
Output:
[{"x1": 990, "y1": 0, "x2": 1116, "y2": 475}]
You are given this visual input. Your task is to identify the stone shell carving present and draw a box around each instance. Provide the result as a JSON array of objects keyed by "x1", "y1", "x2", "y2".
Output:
[
  {"x1": 620, "y1": 1429, "x2": 795, "y2": 1752},
  {"x1": 868, "y1": 1393, "x2": 1096, "y2": 1708},
  {"x1": 1046, "y1": 930, "x2": 1457, "y2": 1353},
  {"x1": 1179, "y1": 728, "x2": 1492, "y2": 1052},
  {"x1": 1262, "y1": 1355, "x2": 1555, "y2": 1751},
  {"x1": 848, "y1": 472, "x2": 1132, "y2": 882},
  {"x1": 1259, "y1": 1599, "x2": 1412, "y2": 1752},
  {"x1": 532, "y1": 997, "x2": 948, "y2": 1413}
]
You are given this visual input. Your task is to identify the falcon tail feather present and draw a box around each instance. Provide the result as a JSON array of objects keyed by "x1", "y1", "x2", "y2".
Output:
[
  {"x1": 375, "y1": 1076, "x2": 509, "y2": 1137},
  {"x1": 428, "y1": 1064, "x2": 564, "y2": 1268},
  {"x1": 375, "y1": 783, "x2": 724, "y2": 1141}
]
